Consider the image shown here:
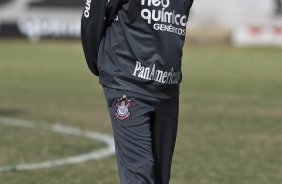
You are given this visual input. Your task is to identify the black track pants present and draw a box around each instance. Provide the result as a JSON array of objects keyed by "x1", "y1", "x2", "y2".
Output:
[{"x1": 103, "y1": 87, "x2": 179, "y2": 184}]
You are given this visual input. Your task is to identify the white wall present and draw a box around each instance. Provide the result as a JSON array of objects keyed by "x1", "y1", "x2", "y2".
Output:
[{"x1": 189, "y1": 0, "x2": 281, "y2": 27}]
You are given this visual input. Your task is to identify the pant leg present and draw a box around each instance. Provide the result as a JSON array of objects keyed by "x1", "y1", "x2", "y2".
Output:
[
  {"x1": 103, "y1": 87, "x2": 157, "y2": 184},
  {"x1": 152, "y1": 95, "x2": 179, "y2": 184}
]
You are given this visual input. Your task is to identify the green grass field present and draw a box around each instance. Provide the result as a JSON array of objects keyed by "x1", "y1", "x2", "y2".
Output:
[{"x1": 0, "y1": 40, "x2": 282, "y2": 184}]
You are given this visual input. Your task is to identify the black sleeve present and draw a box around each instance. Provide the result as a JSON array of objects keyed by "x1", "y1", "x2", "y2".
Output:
[
  {"x1": 106, "y1": 0, "x2": 123, "y2": 25},
  {"x1": 81, "y1": 0, "x2": 122, "y2": 76}
]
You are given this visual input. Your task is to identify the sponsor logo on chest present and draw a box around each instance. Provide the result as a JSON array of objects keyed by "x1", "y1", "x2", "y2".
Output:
[{"x1": 140, "y1": 0, "x2": 187, "y2": 35}]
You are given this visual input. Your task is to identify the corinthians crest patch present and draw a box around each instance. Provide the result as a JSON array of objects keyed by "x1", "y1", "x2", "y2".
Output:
[{"x1": 115, "y1": 95, "x2": 132, "y2": 120}]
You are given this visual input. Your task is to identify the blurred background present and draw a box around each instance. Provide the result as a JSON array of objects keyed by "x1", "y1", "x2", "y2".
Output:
[{"x1": 0, "y1": 0, "x2": 282, "y2": 184}]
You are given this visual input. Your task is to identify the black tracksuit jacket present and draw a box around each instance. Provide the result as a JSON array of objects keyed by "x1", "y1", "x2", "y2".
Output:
[{"x1": 81, "y1": 0, "x2": 194, "y2": 99}]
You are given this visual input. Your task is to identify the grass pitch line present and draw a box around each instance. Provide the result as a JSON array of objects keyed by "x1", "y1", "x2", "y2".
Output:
[{"x1": 0, "y1": 117, "x2": 115, "y2": 173}]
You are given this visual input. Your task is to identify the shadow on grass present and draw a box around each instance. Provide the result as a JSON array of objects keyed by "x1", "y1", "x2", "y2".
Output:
[{"x1": 0, "y1": 108, "x2": 28, "y2": 117}]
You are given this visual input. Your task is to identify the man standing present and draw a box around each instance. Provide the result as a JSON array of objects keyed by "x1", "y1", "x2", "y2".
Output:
[{"x1": 81, "y1": 0, "x2": 194, "y2": 183}]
